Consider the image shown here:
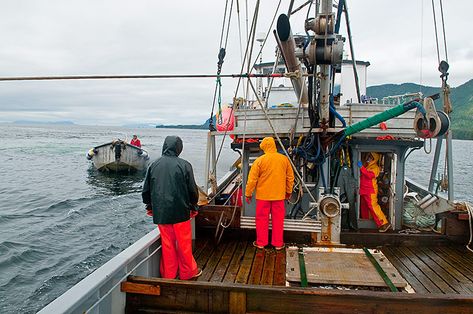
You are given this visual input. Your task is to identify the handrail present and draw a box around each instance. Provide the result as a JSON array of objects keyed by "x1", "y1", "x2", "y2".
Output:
[{"x1": 38, "y1": 228, "x2": 160, "y2": 314}]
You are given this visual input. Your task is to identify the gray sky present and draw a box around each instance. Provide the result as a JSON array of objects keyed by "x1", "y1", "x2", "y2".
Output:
[{"x1": 0, "y1": 0, "x2": 471, "y2": 125}]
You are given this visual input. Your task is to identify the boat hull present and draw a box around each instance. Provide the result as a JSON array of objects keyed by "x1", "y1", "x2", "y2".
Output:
[{"x1": 89, "y1": 141, "x2": 149, "y2": 172}]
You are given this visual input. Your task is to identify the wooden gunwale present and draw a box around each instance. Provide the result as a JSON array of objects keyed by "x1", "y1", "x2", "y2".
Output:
[{"x1": 124, "y1": 275, "x2": 473, "y2": 314}]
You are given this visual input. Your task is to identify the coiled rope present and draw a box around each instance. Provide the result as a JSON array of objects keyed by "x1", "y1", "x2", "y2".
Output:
[{"x1": 402, "y1": 200, "x2": 436, "y2": 231}]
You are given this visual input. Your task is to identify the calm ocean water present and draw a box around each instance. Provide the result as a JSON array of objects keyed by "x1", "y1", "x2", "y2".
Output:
[
  {"x1": 0, "y1": 124, "x2": 236, "y2": 314},
  {"x1": 0, "y1": 124, "x2": 472, "y2": 313}
]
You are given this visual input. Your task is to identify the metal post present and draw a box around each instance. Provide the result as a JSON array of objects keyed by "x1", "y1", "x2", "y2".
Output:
[
  {"x1": 211, "y1": 134, "x2": 216, "y2": 185},
  {"x1": 428, "y1": 136, "x2": 443, "y2": 192},
  {"x1": 319, "y1": 0, "x2": 333, "y2": 122},
  {"x1": 446, "y1": 131, "x2": 454, "y2": 200},
  {"x1": 204, "y1": 132, "x2": 212, "y2": 193},
  {"x1": 395, "y1": 148, "x2": 406, "y2": 230},
  {"x1": 319, "y1": 65, "x2": 331, "y2": 122},
  {"x1": 343, "y1": 0, "x2": 361, "y2": 103}
]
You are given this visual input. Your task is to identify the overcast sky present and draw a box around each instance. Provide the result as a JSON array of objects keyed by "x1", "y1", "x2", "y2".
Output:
[{"x1": 0, "y1": 0, "x2": 471, "y2": 126}]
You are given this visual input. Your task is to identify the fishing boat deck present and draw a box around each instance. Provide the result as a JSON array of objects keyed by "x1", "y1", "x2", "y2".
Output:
[
  {"x1": 194, "y1": 237, "x2": 286, "y2": 286},
  {"x1": 191, "y1": 236, "x2": 473, "y2": 294},
  {"x1": 123, "y1": 235, "x2": 473, "y2": 313},
  {"x1": 382, "y1": 246, "x2": 473, "y2": 294}
]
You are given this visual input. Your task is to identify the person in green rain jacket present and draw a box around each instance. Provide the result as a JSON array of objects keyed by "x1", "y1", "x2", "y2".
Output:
[{"x1": 142, "y1": 135, "x2": 199, "y2": 224}]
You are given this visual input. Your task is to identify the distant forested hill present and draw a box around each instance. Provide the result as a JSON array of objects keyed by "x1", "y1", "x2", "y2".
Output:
[
  {"x1": 156, "y1": 116, "x2": 215, "y2": 130},
  {"x1": 367, "y1": 79, "x2": 473, "y2": 140}
]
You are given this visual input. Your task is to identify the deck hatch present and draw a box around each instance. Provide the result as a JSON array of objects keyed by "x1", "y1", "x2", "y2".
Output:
[{"x1": 286, "y1": 247, "x2": 407, "y2": 288}]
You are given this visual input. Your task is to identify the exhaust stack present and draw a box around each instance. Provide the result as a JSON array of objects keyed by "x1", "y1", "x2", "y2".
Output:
[{"x1": 276, "y1": 14, "x2": 308, "y2": 106}]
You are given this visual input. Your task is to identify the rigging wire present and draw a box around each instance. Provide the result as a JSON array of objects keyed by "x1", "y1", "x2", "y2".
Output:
[
  {"x1": 431, "y1": 0, "x2": 441, "y2": 65},
  {"x1": 212, "y1": 0, "x2": 261, "y2": 173},
  {"x1": 236, "y1": 0, "x2": 245, "y2": 69},
  {"x1": 209, "y1": 0, "x2": 234, "y2": 130},
  {"x1": 244, "y1": 1, "x2": 260, "y2": 112},
  {"x1": 438, "y1": 0, "x2": 448, "y2": 63},
  {"x1": 249, "y1": 0, "x2": 283, "y2": 73},
  {"x1": 419, "y1": 0, "x2": 424, "y2": 94},
  {"x1": 291, "y1": 0, "x2": 312, "y2": 16},
  {"x1": 0, "y1": 73, "x2": 305, "y2": 82}
]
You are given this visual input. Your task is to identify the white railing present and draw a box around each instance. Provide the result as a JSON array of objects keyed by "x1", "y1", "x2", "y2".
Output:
[{"x1": 38, "y1": 228, "x2": 161, "y2": 314}]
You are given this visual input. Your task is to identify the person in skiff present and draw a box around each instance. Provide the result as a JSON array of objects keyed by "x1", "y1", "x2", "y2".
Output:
[
  {"x1": 142, "y1": 135, "x2": 202, "y2": 280},
  {"x1": 357, "y1": 152, "x2": 391, "y2": 232},
  {"x1": 245, "y1": 137, "x2": 294, "y2": 250},
  {"x1": 130, "y1": 134, "x2": 141, "y2": 147}
]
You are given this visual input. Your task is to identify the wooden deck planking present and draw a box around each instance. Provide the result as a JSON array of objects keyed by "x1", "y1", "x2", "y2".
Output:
[
  {"x1": 248, "y1": 249, "x2": 266, "y2": 285},
  {"x1": 418, "y1": 247, "x2": 472, "y2": 284},
  {"x1": 193, "y1": 238, "x2": 209, "y2": 260},
  {"x1": 235, "y1": 244, "x2": 257, "y2": 284},
  {"x1": 223, "y1": 240, "x2": 249, "y2": 283},
  {"x1": 210, "y1": 241, "x2": 238, "y2": 282},
  {"x1": 430, "y1": 247, "x2": 473, "y2": 280},
  {"x1": 198, "y1": 241, "x2": 228, "y2": 282},
  {"x1": 260, "y1": 250, "x2": 276, "y2": 285},
  {"x1": 192, "y1": 236, "x2": 473, "y2": 294},
  {"x1": 453, "y1": 245, "x2": 473, "y2": 258},
  {"x1": 385, "y1": 246, "x2": 473, "y2": 295},
  {"x1": 398, "y1": 247, "x2": 456, "y2": 294},
  {"x1": 195, "y1": 239, "x2": 215, "y2": 268},
  {"x1": 386, "y1": 247, "x2": 442, "y2": 293},
  {"x1": 442, "y1": 246, "x2": 473, "y2": 270},
  {"x1": 273, "y1": 250, "x2": 286, "y2": 286},
  {"x1": 382, "y1": 247, "x2": 429, "y2": 293},
  {"x1": 408, "y1": 247, "x2": 471, "y2": 294}
]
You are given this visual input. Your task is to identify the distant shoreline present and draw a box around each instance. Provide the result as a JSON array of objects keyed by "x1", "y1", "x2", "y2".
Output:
[{"x1": 155, "y1": 125, "x2": 207, "y2": 130}]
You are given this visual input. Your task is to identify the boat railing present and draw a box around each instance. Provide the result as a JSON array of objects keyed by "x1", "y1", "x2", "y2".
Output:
[{"x1": 38, "y1": 228, "x2": 161, "y2": 314}]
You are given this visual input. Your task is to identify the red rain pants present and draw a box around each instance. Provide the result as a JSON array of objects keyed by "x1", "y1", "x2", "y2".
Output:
[
  {"x1": 255, "y1": 199, "x2": 285, "y2": 247},
  {"x1": 359, "y1": 193, "x2": 388, "y2": 227},
  {"x1": 158, "y1": 220, "x2": 198, "y2": 280}
]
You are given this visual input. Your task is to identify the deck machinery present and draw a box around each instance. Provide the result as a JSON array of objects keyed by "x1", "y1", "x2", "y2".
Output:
[{"x1": 203, "y1": 0, "x2": 451, "y2": 246}]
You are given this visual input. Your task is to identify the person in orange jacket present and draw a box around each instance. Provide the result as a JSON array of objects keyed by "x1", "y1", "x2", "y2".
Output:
[
  {"x1": 245, "y1": 137, "x2": 294, "y2": 250},
  {"x1": 358, "y1": 152, "x2": 391, "y2": 232}
]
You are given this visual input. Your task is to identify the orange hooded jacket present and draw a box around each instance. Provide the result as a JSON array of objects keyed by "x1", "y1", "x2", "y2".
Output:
[
  {"x1": 245, "y1": 137, "x2": 295, "y2": 201},
  {"x1": 359, "y1": 152, "x2": 381, "y2": 195}
]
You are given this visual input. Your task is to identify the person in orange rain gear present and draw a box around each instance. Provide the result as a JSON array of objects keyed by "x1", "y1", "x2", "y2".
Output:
[
  {"x1": 358, "y1": 152, "x2": 391, "y2": 232},
  {"x1": 130, "y1": 134, "x2": 141, "y2": 147},
  {"x1": 245, "y1": 137, "x2": 295, "y2": 250}
]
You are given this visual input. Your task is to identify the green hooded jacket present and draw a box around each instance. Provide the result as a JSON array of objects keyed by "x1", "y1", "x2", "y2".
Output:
[{"x1": 142, "y1": 136, "x2": 199, "y2": 224}]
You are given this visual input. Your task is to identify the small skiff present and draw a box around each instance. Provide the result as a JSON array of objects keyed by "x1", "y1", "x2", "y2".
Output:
[{"x1": 87, "y1": 139, "x2": 149, "y2": 172}]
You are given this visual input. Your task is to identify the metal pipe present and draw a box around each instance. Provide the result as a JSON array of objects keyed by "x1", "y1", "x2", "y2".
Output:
[
  {"x1": 320, "y1": 65, "x2": 331, "y2": 122},
  {"x1": 276, "y1": 14, "x2": 309, "y2": 105},
  {"x1": 428, "y1": 137, "x2": 443, "y2": 192},
  {"x1": 343, "y1": 101, "x2": 423, "y2": 137},
  {"x1": 446, "y1": 130, "x2": 454, "y2": 200},
  {"x1": 343, "y1": 0, "x2": 361, "y2": 103}
]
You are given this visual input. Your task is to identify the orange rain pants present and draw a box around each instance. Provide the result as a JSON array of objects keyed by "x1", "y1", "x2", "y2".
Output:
[
  {"x1": 255, "y1": 200, "x2": 285, "y2": 247},
  {"x1": 158, "y1": 220, "x2": 199, "y2": 280}
]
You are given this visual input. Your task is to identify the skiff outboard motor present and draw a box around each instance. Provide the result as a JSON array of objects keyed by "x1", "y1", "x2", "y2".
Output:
[{"x1": 137, "y1": 149, "x2": 149, "y2": 160}]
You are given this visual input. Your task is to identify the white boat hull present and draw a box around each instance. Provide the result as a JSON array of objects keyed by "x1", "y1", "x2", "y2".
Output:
[{"x1": 88, "y1": 141, "x2": 149, "y2": 172}]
